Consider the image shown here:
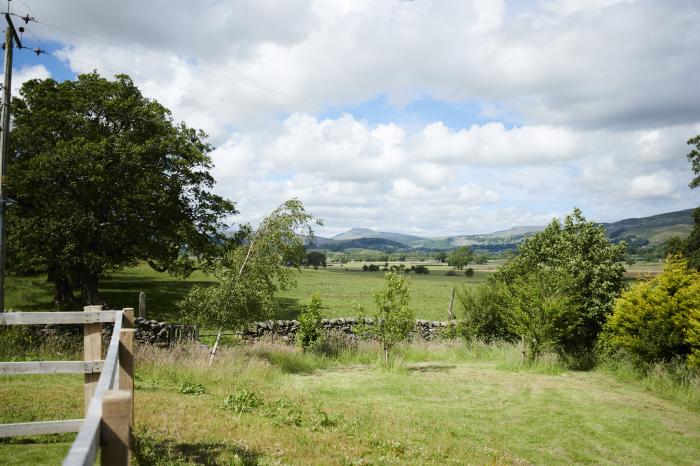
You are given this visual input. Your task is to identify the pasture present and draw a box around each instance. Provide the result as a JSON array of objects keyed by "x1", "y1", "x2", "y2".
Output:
[
  {"x1": 1, "y1": 342, "x2": 699, "y2": 465},
  {"x1": 4, "y1": 262, "x2": 489, "y2": 322},
  {"x1": 3, "y1": 259, "x2": 663, "y2": 323}
]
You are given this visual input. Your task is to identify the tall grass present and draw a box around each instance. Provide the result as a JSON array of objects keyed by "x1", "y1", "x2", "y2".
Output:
[{"x1": 596, "y1": 355, "x2": 700, "y2": 410}]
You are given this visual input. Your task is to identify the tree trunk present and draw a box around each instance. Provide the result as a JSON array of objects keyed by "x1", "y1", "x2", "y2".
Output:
[
  {"x1": 384, "y1": 346, "x2": 389, "y2": 364},
  {"x1": 80, "y1": 270, "x2": 104, "y2": 306},
  {"x1": 48, "y1": 267, "x2": 75, "y2": 306},
  {"x1": 209, "y1": 328, "x2": 222, "y2": 366}
]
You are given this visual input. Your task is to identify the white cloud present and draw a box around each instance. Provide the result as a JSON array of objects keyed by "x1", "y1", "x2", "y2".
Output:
[
  {"x1": 2, "y1": 64, "x2": 51, "y2": 93},
  {"x1": 8, "y1": 0, "x2": 699, "y2": 235},
  {"x1": 628, "y1": 172, "x2": 676, "y2": 199}
]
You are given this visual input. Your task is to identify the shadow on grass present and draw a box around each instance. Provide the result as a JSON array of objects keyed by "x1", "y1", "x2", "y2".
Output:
[
  {"x1": 135, "y1": 434, "x2": 261, "y2": 466},
  {"x1": 100, "y1": 278, "x2": 216, "y2": 322},
  {"x1": 253, "y1": 349, "x2": 320, "y2": 374},
  {"x1": 407, "y1": 364, "x2": 457, "y2": 373},
  {"x1": 273, "y1": 297, "x2": 303, "y2": 320}
]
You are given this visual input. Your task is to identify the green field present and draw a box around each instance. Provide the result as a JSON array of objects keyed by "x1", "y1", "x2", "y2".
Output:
[
  {"x1": 3, "y1": 260, "x2": 663, "y2": 323},
  {"x1": 4, "y1": 262, "x2": 489, "y2": 322},
  {"x1": 1, "y1": 342, "x2": 699, "y2": 465}
]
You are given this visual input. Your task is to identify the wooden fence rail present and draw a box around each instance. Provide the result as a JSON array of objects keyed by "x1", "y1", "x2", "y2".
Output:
[{"x1": 0, "y1": 307, "x2": 135, "y2": 465}]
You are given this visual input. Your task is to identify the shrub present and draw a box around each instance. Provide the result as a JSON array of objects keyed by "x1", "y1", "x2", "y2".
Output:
[
  {"x1": 504, "y1": 268, "x2": 574, "y2": 362},
  {"x1": 456, "y1": 284, "x2": 517, "y2": 343},
  {"x1": 296, "y1": 293, "x2": 323, "y2": 352},
  {"x1": 602, "y1": 255, "x2": 700, "y2": 368},
  {"x1": 492, "y1": 208, "x2": 625, "y2": 365},
  {"x1": 362, "y1": 264, "x2": 369, "y2": 271},
  {"x1": 178, "y1": 380, "x2": 206, "y2": 395},
  {"x1": 445, "y1": 270, "x2": 457, "y2": 276},
  {"x1": 355, "y1": 272, "x2": 415, "y2": 362},
  {"x1": 223, "y1": 388, "x2": 264, "y2": 413},
  {"x1": 464, "y1": 268, "x2": 474, "y2": 277},
  {"x1": 413, "y1": 265, "x2": 429, "y2": 274}
]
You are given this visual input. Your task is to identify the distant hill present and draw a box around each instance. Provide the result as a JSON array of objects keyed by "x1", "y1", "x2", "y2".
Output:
[
  {"x1": 333, "y1": 227, "x2": 425, "y2": 244},
  {"x1": 602, "y1": 208, "x2": 694, "y2": 245},
  {"x1": 410, "y1": 226, "x2": 545, "y2": 250},
  {"x1": 303, "y1": 209, "x2": 695, "y2": 254}
]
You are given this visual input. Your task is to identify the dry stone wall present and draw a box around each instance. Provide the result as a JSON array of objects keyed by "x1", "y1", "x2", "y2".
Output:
[{"x1": 240, "y1": 318, "x2": 456, "y2": 343}]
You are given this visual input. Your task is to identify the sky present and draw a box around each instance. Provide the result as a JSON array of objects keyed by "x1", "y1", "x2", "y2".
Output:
[{"x1": 4, "y1": 0, "x2": 700, "y2": 237}]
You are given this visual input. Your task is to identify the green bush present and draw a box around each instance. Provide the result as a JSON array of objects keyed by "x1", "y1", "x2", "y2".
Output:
[
  {"x1": 464, "y1": 268, "x2": 474, "y2": 277},
  {"x1": 492, "y1": 208, "x2": 625, "y2": 366},
  {"x1": 456, "y1": 284, "x2": 516, "y2": 343},
  {"x1": 602, "y1": 255, "x2": 700, "y2": 368},
  {"x1": 296, "y1": 292, "x2": 323, "y2": 352},
  {"x1": 504, "y1": 268, "x2": 574, "y2": 362},
  {"x1": 355, "y1": 272, "x2": 415, "y2": 362}
]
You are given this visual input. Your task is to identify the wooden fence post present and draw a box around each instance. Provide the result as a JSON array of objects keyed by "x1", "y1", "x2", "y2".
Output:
[
  {"x1": 138, "y1": 292, "x2": 146, "y2": 319},
  {"x1": 447, "y1": 288, "x2": 456, "y2": 320},
  {"x1": 122, "y1": 307, "x2": 135, "y2": 329},
  {"x1": 119, "y1": 327, "x2": 135, "y2": 428},
  {"x1": 83, "y1": 305, "x2": 103, "y2": 414},
  {"x1": 101, "y1": 390, "x2": 132, "y2": 465}
]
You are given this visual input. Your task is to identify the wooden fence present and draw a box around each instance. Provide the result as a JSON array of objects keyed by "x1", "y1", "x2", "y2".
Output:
[{"x1": 0, "y1": 306, "x2": 136, "y2": 465}]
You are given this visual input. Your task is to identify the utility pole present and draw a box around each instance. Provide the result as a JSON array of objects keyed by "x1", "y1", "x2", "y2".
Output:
[{"x1": 0, "y1": 11, "x2": 22, "y2": 311}]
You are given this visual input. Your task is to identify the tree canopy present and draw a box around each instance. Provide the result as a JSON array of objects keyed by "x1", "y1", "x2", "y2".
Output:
[
  {"x1": 492, "y1": 208, "x2": 626, "y2": 365},
  {"x1": 447, "y1": 246, "x2": 474, "y2": 270},
  {"x1": 687, "y1": 134, "x2": 700, "y2": 189},
  {"x1": 684, "y1": 135, "x2": 700, "y2": 268},
  {"x1": 7, "y1": 72, "x2": 236, "y2": 305}
]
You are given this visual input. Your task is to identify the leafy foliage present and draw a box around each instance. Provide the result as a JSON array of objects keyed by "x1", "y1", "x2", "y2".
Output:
[
  {"x1": 223, "y1": 388, "x2": 264, "y2": 413},
  {"x1": 356, "y1": 272, "x2": 415, "y2": 361},
  {"x1": 456, "y1": 284, "x2": 517, "y2": 343},
  {"x1": 297, "y1": 292, "x2": 323, "y2": 351},
  {"x1": 492, "y1": 208, "x2": 626, "y2": 365},
  {"x1": 602, "y1": 255, "x2": 700, "y2": 368},
  {"x1": 688, "y1": 134, "x2": 700, "y2": 189},
  {"x1": 7, "y1": 72, "x2": 235, "y2": 305},
  {"x1": 306, "y1": 251, "x2": 326, "y2": 269},
  {"x1": 503, "y1": 269, "x2": 574, "y2": 361},
  {"x1": 447, "y1": 246, "x2": 474, "y2": 270},
  {"x1": 179, "y1": 199, "x2": 319, "y2": 330}
]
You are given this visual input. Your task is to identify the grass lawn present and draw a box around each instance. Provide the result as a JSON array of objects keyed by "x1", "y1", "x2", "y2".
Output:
[
  {"x1": 1, "y1": 342, "x2": 699, "y2": 465},
  {"x1": 4, "y1": 263, "x2": 487, "y2": 322}
]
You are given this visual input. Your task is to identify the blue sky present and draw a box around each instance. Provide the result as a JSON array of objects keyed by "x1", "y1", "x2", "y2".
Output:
[{"x1": 5, "y1": 0, "x2": 700, "y2": 237}]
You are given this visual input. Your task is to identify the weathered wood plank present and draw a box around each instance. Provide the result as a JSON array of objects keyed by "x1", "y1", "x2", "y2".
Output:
[
  {"x1": 0, "y1": 360, "x2": 104, "y2": 375},
  {"x1": 63, "y1": 311, "x2": 123, "y2": 466},
  {"x1": 83, "y1": 306, "x2": 103, "y2": 415},
  {"x1": 0, "y1": 311, "x2": 119, "y2": 325},
  {"x1": 0, "y1": 419, "x2": 83, "y2": 437},
  {"x1": 100, "y1": 390, "x2": 132, "y2": 465}
]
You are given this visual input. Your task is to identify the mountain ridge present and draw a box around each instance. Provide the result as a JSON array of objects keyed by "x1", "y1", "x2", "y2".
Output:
[{"x1": 306, "y1": 208, "x2": 695, "y2": 252}]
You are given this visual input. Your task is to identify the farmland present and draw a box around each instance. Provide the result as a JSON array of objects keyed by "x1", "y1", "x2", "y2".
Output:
[{"x1": 3, "y1": 260, "x2": 661, "y2": 323}]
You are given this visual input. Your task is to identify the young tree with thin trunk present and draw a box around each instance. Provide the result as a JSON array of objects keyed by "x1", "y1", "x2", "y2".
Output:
[
  {"x1": 356, "y1": 271, "x2": 415, "y2": 363},
  {"x1": 177, "y1": 199, "x2": 320, "y2": 363}
]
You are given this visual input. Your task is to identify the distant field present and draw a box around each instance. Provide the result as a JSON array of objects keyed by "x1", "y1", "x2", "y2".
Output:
[
  {"x1": 277, "y1": 264, "x2": 487, "y2": 320},
  {"x1": 4, "y1": 262, "x2": 485, "y2": 321},
  {"x1": 4, "y1": 259, "x2": 662, "y2": 322}
]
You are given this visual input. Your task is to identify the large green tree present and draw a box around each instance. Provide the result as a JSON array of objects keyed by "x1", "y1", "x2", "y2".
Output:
[
  {"x1": 492, "y1": 208, "x2": 626, "y2": 366},
  {"x1": 447, "y1": 246, "x2": 474, "y2": 270},
  {"x1": 7, "y1": 72, "x2": 236, "y2": 305},
  {"x1": 685, "y1": 135, "x2": 700, "y2": 268}
]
